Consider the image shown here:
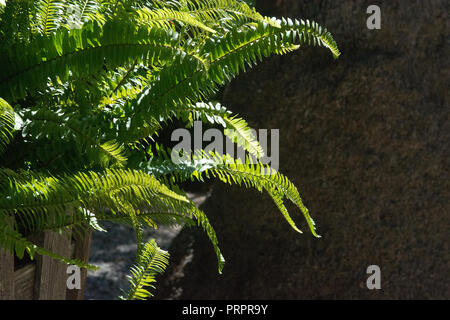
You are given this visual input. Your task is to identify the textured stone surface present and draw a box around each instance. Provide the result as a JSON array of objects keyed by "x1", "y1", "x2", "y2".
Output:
[{"x1": 155, "y1": 0, "x2": 449, "y2": 299}]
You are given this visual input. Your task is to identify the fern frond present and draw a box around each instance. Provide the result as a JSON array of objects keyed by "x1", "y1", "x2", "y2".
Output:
[
  {"x1": 120, "y1": 239, "x2": 169, "y2": 300},
  {"x1": 167, "y1": 101, "x2": 264, "y2": 158},
  {"x1": 33, "y1": 0, "x2": 65, "y2": 35},
  {"x1": 144, "y1": 152, "x2": 319, "y2": 237},
  {"x1": 0, "y1": 0, "x2": 338, "y2": 296},
  {"x1": 140, "y1": 146, "x2": 218, "y2": 183},
  {"x1": 99, "y1": 140, "x2": 127, "y2": 167},
  {"x1": 121, "y1": 118, "x2": 162, "y2": 145},
  {"x1": 97, "y1": 209, "x2": 196, "y2": 229},
  {"x1": 0, "y1": 98, "x2": 15, "y2": 155},
  {"x1": 96, "y1": 186, "x2": 224, "y2": 273},
  {"x1": 0, "y1": 20, "x2": 206, "y2": 101},
  {"x1": 224, "y1": 116, "x2": 264, "y2": 158},
  {"x1": 208, "y1": 154, "x2": 320, "y2": 237},
  {"x1": 129, "y1": 18, "x2": 339, "y2": 125},
  {"x1": 174, "y1": 101, "x2": 231, "y2": 127},
  {"x1": 136, "y1": 7, "x2": 216, "y2": 33}
]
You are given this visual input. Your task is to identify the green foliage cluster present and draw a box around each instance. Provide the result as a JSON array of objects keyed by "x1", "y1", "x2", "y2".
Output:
[{"x1": 0, "y1": 0, "x2": 339, "y2": 299}]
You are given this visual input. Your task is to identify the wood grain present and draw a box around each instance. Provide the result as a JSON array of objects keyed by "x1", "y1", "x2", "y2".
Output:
[
  {"x1": 33, "y1": 230, "x2": 72, "y2": 300},
  {"x1": 66, "y1": 228, "x2": 92, "y2": 300},
  {"x1": 0, "y1": 247, "x2": 14, "y2": 299}
]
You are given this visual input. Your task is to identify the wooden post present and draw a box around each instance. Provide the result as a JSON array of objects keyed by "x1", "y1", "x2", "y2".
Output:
[
  {"x1": 66, "y1": 228, "x2": 92, "y2": 300},
  {"x1": 0, "y1": 247, "x2": 14, "y2": 299},
  {"x1": 14, "y1": 263, "x2": 35, "y2": 299},
  {"x1": 33, "y1": 230, "x2": 72, "y2": 300}
]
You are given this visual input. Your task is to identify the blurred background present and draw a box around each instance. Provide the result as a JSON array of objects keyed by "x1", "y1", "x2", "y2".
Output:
[{"x1": 87, "y1": 0, "x2": 449, "y2": 299}]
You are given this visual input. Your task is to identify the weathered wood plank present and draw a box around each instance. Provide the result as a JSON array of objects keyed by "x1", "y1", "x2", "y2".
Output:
[
  {"x1": 66, "y1": 229, "x2": 92, "y2": 300},
  {"x1": 0, "y1": 247, "x2": 14, "y2": 299},
  {"x1": 14, "y1": 263, "x2": 35, "y2": 300},
  {"x1": 34, "y1": 230, "x2": 72, "y2": 300}
]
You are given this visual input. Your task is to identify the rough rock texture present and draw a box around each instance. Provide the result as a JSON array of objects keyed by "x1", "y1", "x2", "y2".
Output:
[{"x1": 155, "y1": 0, "x2": 449, "y2": 299}]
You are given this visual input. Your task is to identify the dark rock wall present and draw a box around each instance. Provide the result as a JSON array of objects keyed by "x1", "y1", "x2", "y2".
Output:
[{"x1": 156, "y1": 0, "x2": 449, "y2": 299}]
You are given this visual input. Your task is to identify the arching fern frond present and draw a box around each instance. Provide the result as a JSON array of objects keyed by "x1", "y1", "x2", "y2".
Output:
[
  {"x1": 96, "y1": 208, "x2": 197, "y2": 229},
  {"x1": 0, "y1": 20, "x2": 206, "y2": 101},
  {"x1": 97, "y1": 188, "x2": 224, "y2": 273},
  {"x1": 129, "y1": 18, "x2": 339, "y2": 125},
  {"x1": 205, "y1": 154, "x2": 319, "y2": 237},
  {"x1": 142, "y1": 151, "x2": 319, "y2": 237}
]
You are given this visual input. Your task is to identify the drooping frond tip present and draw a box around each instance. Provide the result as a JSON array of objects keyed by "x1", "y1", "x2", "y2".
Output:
[{"x1": 120, "y1": 239, "x2": 170, "y2": 300}]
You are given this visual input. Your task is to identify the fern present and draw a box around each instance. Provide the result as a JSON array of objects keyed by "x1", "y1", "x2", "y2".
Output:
[
  {"x1": 142, "y1": 151, "x2": 319, "y2": 236},
  {"x1": 0, "y1": 0, "x2": 339, "y2": 299}
]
